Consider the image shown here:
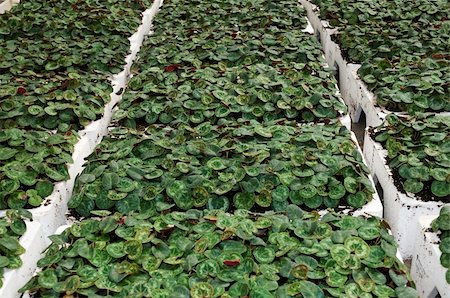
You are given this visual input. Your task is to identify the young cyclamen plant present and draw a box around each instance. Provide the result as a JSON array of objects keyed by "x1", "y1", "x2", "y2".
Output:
[
  {"x1": 20, "y1": 206, "x2": 418, "y2": 297},
  {"x1": 432, "y1": 205, "x2": 450, "y2": 284},
  {"x1": 68, "y1": 120, "x2": 375, "y2": 217}
]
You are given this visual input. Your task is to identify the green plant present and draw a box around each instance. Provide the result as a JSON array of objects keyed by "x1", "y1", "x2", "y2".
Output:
[
  {"x1": 0, "y1": 129, "x2": 78, "y2": 209},
  {"x1": 0, "y1": 209, "x2": 31, "y2": 288},
  {"x1": 20, "y1": 207, "x2": 418, "y2": 297},
  {"x1": 432, "y1": 205, "x2": 450, "y2": 284},
  {"x1": 374, "y1": 113, "x2": 450, "y2": 201}
]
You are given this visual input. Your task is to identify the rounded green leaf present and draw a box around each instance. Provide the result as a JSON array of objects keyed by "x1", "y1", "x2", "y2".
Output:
[
  {"x1": 38, "y1": 269, "x2": 58, "y2": 289},
  {"x1": 207, "y1": 157, "x2": 227, "y2": 170},
  {"x1": 431, "y1": 181, "x2": 450, "y2": 197},
  {"x1": 253, "y1": 247, "x2": 275, "y2": 264},
  {"x1": 403, "y1": 179, "x2": 423, "y2": 194},
  {"x1": 344, "y1": 177, "x2": 358, "y2": 193}
]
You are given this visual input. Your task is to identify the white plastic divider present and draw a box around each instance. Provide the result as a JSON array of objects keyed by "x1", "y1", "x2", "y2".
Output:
[
  {"x1": 0, "y1": 0, "x2": 12, "y2": 14},
  {"x1": 411, "y1": 216, "x2": 450, "y2": 298},
  {"x1": 0, "y1": 0, "x2": 18, "y2": 14},
  {"x1": 363, "y1": 129, "x2": 446, "y2": 259},
  {"x1": 0, "y1": 2, "x2": 163, "y2": 296},
  {"x1": 0, "y1": 221, "x2": 45, "y2": 298}
]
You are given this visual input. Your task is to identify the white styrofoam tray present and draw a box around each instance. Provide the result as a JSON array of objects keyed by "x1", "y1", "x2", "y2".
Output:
[
  {"x1": 0, "y1": 220, "x2": 45, "y2": 298},
  {"x1": 0, "y1": 0, "x2": 18, "y2": 14},
  {"x1": 298, "y1": 0, "x2": 387, "y2": 129},
  {"x1": 0, "y1": 1, "x2": 163, "y2": 296},
  {"x1": 363, "y1": 129, "x2": 446, "y2": 259},
  {"x1": 411, "y1": 216, "x2": 450, "y2": 298},
  {"x1": 348, "y1": 130, "x2": 383, "y2": 218}
]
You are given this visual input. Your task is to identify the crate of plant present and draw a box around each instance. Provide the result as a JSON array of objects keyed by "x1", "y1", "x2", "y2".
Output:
[
  {"x1": 21, "y1": 207, "x2": 418, "y2": 297},
  {"x1": 298, "y1": 0, "x2": 450, "y2": 131},
  {"x1": 363, "y1": 114, "x2": 450, "y2": 259},
  {"x1": 66, "y1": 118, "x2": 382, "y2": 219},
  {"x1": 67, "y1": 0, "x2": 381, "y2": 218},
  {"x1": 411, "y1": 207, "x2": 450, "y2": 298}
]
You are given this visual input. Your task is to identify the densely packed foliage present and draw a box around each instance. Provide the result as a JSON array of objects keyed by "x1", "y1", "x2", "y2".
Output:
[
  {"x1": 432, "y1": 205, "x2": 450, "y2": 284},
  {"x1": 13, "y1": 0, "x2": 419, "y2": 296},
  {"x1": 373, "y1": 114, "x2": 450, "y2": 201},
  {"x1": 0, "y1": 0, "x2": 151, "y2": 211},
  {"x1": 69, "y1": 121, "x2": 374, "y2": 217},
  {"x1": 21, "y1": 207, "x2": 418, "y2": 297},
  {"x1": 311, "y1": 0, "x2": 450, "y2": 113},
  {"x1": 0, "y1": 0, "x2": 152, "y2": 131},
  {"x1": 117, "y1": 0, "x2": 347, "y2": 128}
]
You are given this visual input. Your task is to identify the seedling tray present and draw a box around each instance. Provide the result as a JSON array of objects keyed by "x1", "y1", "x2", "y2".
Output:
[{"x1": 363, "y1": 129, "x2": 446, "y2": 258}]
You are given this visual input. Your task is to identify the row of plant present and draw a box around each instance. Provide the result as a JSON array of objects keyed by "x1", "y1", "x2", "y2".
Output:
[
  {"x1": 20, "y1": 0, "x2": 417, "y2": 296},
  {"x1": 310, "y1": 0, "x2": 450, "y2": 114},
  {"x1": 0, "y1": 0, "x2": 154, "y2": 289},
  {"x1": 373, "y1": 114, "x2": 450, "y2": 202},
  {"x1": 20, "y1": 207, "x2": 418, "y2": 297},
  {"x1": 66, "y1": 0, "x2": 374, "y2": 217},
  {"x1": 69, "y1": 120, "x2": 375, "y2": 217},
  {"x1": 119, "y1": 0, "x2": 347, "y2": 128},
  {"x1": 0, "y1": 0, "x2": 153, "y2": 131},
  {"x1": 308, "y1": 0, "x2": 450, "y2": 204},
  {"x1": 432, "y1": 205, "x2": 450, "y2": 284},
  {"x1": 0, "y1": 209, "x2": 31, "y2": 288}
]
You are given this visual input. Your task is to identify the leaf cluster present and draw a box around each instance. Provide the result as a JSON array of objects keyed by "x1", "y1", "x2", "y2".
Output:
[
  {"x1": 0, "y1": 0, "x2": 152, "y2": 131},
  {"x1": 116, "y1": 0, "x2": 347, "y2": 129},
  {"x1": 69, "y1": 120, "x2": 374, "y2": 216},
  {"x1": 0, "y1": 129, "x2": 78, "y2": 209},
  {"x1": 0, "y1": 209, "x2": 32, "y2": 287}
]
